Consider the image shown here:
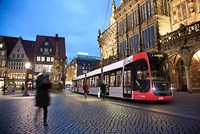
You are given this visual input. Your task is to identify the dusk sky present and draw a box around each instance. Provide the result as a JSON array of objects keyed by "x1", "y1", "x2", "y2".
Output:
[{"x1": 0, "y1": 0, "x2": 120, "y2": 61}]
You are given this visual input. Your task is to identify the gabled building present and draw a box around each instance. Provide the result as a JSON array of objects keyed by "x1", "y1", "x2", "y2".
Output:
[
  {"x1": 1, "y1": 34, "x2": 67, "y2": 91},
  {"x1": 0, "y1": 37, "x2": 7, "y2": 88},
  {"x1": 34, "y1": 34, "x2": 66, "y2": 88},
  {"x1": 0, "y1": 36, "x2": 35, "y2": 89}
]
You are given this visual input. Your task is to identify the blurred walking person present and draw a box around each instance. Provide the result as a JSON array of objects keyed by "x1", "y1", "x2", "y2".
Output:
[
  {"x1": 35, "y1": 72, "x2": 52, "y2": 126},
  {"x1": 83, "y1": 82, "x2": 89, "y2": 99},
  {"x1": 100, "y1": 81, "x2": 106, "y2": 101},
  {"x1": 21, "y1": 84, "x2": 24, "y2": 93},
  {"x1": 3, "y1": 85, "x2": 6, "y2": 95}
]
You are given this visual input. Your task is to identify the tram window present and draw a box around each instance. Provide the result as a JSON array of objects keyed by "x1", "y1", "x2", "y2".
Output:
[
  {"x1": 116, "y1": 70, "x2": 121, "y2": 87},
  {"x1": 137, "y1": 71, "x2": 142, "y2": 80},
  {"x1": 87, "y1": 79, "x2": 90, "y2": 86},
  {"x1": 133, "y1": 59, "x2": 150, "y2": 92},
  {"x1": 89, "y1": 77, "x2": 95, "y2": 87},
  {"x1": 110, "y1": 73, "x2": 115, "y2": 87},
  {"x1": 124, "y1": 70, "x2": 131, "y2": 87},
  {"x1": 93, "y1": 77, "x2": 95, "y2": 87},
  {"x1": 92, "y1": 77, "x2": 95, "y2": 87},
  {"x1": 104, "y1": 74, "x2": 110, "y2": 86},
  {"x1": 95, "y1": 76, "x2": 99, "y2": 87}
]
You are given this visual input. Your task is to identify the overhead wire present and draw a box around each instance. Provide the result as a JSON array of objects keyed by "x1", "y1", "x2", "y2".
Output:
[{"x1": 103, "y1": 0, "x2": 111, "y2": 30}]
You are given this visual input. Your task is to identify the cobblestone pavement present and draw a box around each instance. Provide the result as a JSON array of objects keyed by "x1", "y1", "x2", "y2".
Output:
[{"x1": 0, "y1": 92, "x2": 199, "y2": 134}]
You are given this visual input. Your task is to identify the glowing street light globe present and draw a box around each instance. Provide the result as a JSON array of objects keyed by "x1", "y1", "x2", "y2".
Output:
[{"x1": 25, "y1": 62, "x2": 31, "y2": 69}]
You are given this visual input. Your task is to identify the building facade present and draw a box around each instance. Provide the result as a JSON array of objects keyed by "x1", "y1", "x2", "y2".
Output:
[
  {"x1": 98, "y1": 0, "x2": 200, "y2": 92},
  {"x1": 0, "y1": 36, "x2": 35, "y2": 90},
  {"x1": 66, "y1": 53, "x2": 100, "y2": 86},
  {"x1": 0, "y1": 37, "x2": 7, "y2": 88},
  {"x1": 0, "y1": 34, "x2": 67, "y2": 91},
  {"x1": 34, "y1": 34, "x2": 66, "y2": 89}
]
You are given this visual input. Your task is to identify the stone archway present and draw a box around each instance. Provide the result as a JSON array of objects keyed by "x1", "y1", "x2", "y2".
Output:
[
  {"x1": 169, "y1": 54, "x2": 186, "y2": 91},
  {"x1": 190, "y1": 49, "x2": 200, "y2": 92}
]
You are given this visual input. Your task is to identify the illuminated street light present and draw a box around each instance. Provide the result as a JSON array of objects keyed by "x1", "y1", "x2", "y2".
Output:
[
  {"x1": 25, "y1": 62, "x2": 31, "y2": 69},
  {"x1": 23, "y1": 62, "x2": 31, "y2": 96}
]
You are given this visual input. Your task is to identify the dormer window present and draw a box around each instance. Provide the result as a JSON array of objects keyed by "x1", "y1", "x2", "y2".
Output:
[
  {"x1": 44, "y1": 48, "x2": 48, "y2": 52},
  {"x1": 40, "y1": 48, "x2": 43, "y2": 52},
  {"x1": 44, "y1": 42, "x2": 49, "y2": 45}
]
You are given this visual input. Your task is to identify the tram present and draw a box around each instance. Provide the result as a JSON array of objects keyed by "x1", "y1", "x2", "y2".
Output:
[{"x1": 72, "y1": 52, "x2": 173, "y2": 101}]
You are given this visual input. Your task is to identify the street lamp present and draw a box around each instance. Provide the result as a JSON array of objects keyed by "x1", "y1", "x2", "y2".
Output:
[{"x1": 23, "y1": 62, "x2": 31, "y2": 96}]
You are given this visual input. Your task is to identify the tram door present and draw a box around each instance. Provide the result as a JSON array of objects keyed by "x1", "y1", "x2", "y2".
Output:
[{"x1": 123, "y1": 64, "x2": 132, "y2": 98}]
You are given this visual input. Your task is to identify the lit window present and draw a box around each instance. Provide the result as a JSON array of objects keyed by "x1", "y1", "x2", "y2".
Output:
[
  {"x1": 2, "y1": 61, "x2": 5, "y2": 66},
  {"x1": 0, "y1": 51, "x2": 4, "y2": 56},
  {"x1": 37, "y1": 56, "x2": 41, "y2": 61},
  {"x1": 0, "y1": 43, "x2": 3, "y2": 48},
  {"x1": 41, "y1": 57, "x2": 45, "y2": 61},
  {"x1": 49, "y1": 48, "x2": 52, "y2": 52},
  {"x1": 44, "y1": 42, "x2": 49, "y2": 45},
  {"x1": 44, "y1": 48, "x2": 48, "y2": 52},
  {"x1": 51, "y1": 57, "x2": 54, "y2": 62},
  {"x1": 40, "y1": 48, "x2": 43, "y2": 52},
  {"x1": 47, "y1": 57, "x2": 50, "y2": 62}
]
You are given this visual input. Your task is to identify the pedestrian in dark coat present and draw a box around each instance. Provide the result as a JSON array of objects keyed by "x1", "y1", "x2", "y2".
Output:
[
  {"x1": 21, "y1": 84, "x2": 24, "y2": 93},
  {"x1": 35, "y1": 73, "x2": 52, "y2": 126},
  {"x1": 3, "y1": 85, "x2": 6, "y2": 95},
  {"x1": 100, "y1": 81, "x2": 106, "y2": 101}
]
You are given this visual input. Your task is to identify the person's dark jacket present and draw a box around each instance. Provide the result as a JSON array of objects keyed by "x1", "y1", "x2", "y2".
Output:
[
  {"x1": 35, "y1": 74, "x2": 52, "y2": 107},
  {"x1": 100, "y1": 83, "x2": 106, "y2": 93},
  {"x1": 3, "y1": 85, "x2": 6, "y2": 91}
]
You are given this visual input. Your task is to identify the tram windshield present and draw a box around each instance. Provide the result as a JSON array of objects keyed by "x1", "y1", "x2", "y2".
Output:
[
  {"x1": 148, "y1": 52, "x2": 172, "y2": 95},
  {"x1": 148, "y1": 52, "x2": 170, "y2": 81}
]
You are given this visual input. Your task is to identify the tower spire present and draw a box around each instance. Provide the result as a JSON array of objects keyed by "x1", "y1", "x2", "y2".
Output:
[
  {"x1": 112, "y1": 0, "x2": 116, "y2": 12},
  {"x1": 54, "y1": 34, "x2": 60, "y2": 61},
  {"x1": 110, "y1": 0, "x2": 116, "y2": 25}
]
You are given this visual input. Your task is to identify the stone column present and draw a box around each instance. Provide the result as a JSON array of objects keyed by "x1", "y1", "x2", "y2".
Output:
[{"x1": 185, "y1": 65, "x2": 192, "y2": 93}]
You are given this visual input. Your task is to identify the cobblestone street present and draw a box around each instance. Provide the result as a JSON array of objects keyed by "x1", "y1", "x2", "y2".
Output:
[{"x1": 0, "y1": 92, "x2": 199, "y2": 134}]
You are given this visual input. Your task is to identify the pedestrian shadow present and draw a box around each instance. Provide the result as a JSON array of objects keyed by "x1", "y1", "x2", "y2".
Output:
[
  {"x1": 34, "y1": 121, "x2": 49, "y2": 133},
  {"x1": 43, "y1": 126, "x2": 49, "y2": 134}
]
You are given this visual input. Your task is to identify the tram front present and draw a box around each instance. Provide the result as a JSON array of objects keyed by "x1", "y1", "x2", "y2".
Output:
[{"x1": 148, "y1": 52, "x2": 173, "y2": 101}]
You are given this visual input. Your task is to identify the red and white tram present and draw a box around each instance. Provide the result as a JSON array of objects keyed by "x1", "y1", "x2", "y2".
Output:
[{"x1": 72, "y1": 52, "x2": 173, "y2": 101}]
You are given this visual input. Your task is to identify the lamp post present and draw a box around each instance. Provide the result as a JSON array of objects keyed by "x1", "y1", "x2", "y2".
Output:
[{"x1": 23, "y1": 62, "x2": 31, "y2": 96}]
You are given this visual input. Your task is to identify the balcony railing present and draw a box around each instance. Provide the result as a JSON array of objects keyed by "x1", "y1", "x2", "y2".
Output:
[
  {"x1": 101, "y1": 55, "x2": 118, "y2": 67},
  {"x1": 160, "y1": 21, "x2": 200, "y2": 45}
]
